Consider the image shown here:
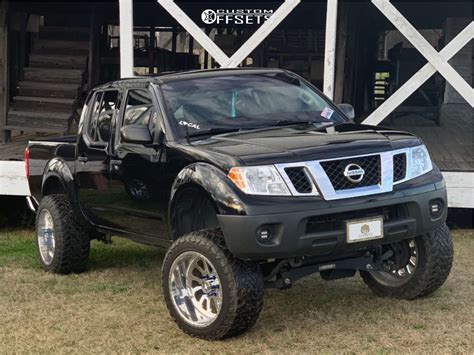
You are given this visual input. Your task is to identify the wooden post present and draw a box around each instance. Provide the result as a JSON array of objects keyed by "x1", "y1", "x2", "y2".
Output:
[
  {"x1": 88, "y1": 7, "x2": 101, "y2": 90},
  {"x1": 149, "y1": 25, "x2": 155, "y2": 74},
  {"x1": 323, "y1": 0, "x2": 338, "y2": 100},
  {"x1": 188, "y1": 34, "x2": 194, "y2": 54},
  {"x1": 334, "y1": 3, "x2": 348, "y2": 104},
  {"x1": 119, "y1": 0, "x2": 134, "y2": 78},
  {"x1": 203, "y1": 28, "x2": 210, "y2": 69},
  {"x1": 171, "y1": 28, "x2": 177, "y2": 53},
  {"x1": 0, "y1": 0, "x2": 10, "y2": 143}
]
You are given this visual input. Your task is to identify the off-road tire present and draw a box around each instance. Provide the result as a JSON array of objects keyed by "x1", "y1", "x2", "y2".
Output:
[
  {"x1": 161, "y1": 229, "x2": 264, "y2": 340},
  {"x1": 35, "y1": 194, "x2": 90, "y2": 274},
  {"x1": 361, "y1": 223, "x2": 453, "y2": 299}
]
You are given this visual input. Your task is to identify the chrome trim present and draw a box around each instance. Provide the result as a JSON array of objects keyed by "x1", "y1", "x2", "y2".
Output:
[
  {"x1": 392, "y1": 146, "x2": 432, "y2": 185},
  {"x1": 275, "y1": 147, "x2": 429, "y2": 201},
  {"x1": 276, "y1": 163, "x2": 319, "y2": 196},
  {"x1": 25, "y1": 196, "x2": 38, "y2": 212}
]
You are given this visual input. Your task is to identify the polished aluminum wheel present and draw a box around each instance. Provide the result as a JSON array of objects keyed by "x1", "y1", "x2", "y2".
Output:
[
  {"x1": 37, "y1": 209, "x2": 56, "y2": 265},
  {"x1": 169, "y1": 251, "x2": 222, "y2": 328},
  {"x1": 370, "y1": 239, "x2": 418, "y2": 287}
]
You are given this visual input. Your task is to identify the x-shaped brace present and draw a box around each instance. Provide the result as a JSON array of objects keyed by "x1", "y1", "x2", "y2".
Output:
[
  {"x1": 364, "y1": 20, "x2": 473, "y2": 125},
  {"x1": 158, "y1": 0, "x2": 300, "y2": 68},
  {"x1": 364, "y1": 0, "x2": 473, "y2": 126}
]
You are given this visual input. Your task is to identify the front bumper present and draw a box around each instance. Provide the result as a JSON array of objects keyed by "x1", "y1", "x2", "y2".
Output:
[{"x1": 217, "y1": 172, "x2": 447, "y2": 260}]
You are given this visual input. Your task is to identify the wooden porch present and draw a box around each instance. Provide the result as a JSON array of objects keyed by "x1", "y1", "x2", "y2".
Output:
[{"x1": 387, "y1": 104, "x2": 473, "y2": 172}]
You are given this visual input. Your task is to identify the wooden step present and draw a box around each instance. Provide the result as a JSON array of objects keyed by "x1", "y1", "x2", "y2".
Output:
[
  {"x1": 18, "y1": 81, "x2": 80, "y2": 99},
  {"x1": 13, "y1": 96, "x2": 76, "y2": 113},
  {"x1": 3, "y1": 124, "x2": 67, "y2": 134},
  {"x1": 6, "y1": 110, "x2": 70, "y2": 133},
  {"x1": 29, "y1": 54, "x2": 87, "y2": 70},
  {"x1": 23, "y1": 67, "x2": 83, "y2": 84},
  {"x1": 32, "y1": 39, "x2": 89, "y2": 56},
  {"x1": 39, "y1": 26, "x2": 89, "y2": 41}
]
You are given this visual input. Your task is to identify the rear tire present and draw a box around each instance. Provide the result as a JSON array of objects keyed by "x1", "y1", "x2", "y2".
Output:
[
  {"x1": 35, "y1": 194, "x2": 90, "y2": 274},
  {"x1": 361, "y1": 223, "x2": 453, "y2": 299},
  {"x1": 161, "y1": 229, "x2": 264, "y2": 340}
]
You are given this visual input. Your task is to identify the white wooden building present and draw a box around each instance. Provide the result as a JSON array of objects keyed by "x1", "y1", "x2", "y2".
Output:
[{"x1": 0, "y1": 0, "x2": 472, "y2": 207}]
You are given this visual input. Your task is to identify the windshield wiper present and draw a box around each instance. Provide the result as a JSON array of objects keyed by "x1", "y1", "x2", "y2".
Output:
[
  {"x1": 187, "y1": 127, "x2": 245, "y2": 138},
  {"x1": 273, "y1": 120, "x2": 314, "y2": 127},
  {"x1": 297, "y1": 121, "x2": 339, "y2": 134}
]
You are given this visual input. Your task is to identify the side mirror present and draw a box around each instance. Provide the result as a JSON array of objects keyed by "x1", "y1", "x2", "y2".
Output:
[
  {"x1": 338, "y1": 103, "x2": 355, "y2": 120},
  {"x1": 121, "y1": 125, "x2": 152, "y2": 144}
]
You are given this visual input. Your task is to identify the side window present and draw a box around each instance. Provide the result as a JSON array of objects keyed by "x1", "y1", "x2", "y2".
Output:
[
  {"x1": 87, "y1": 92, "x2": 103, "y2": 141},
  {"x1": 122, "y1": 89, "x2": 157, "y2": 137},
  {"x1": 87, "y1": 90, "x2": 119, "y2": 145}
]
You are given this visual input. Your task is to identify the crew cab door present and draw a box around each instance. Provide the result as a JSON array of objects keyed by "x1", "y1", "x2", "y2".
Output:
[
  {"x1": 105, "y1": 87, "x2": 170, "y2": 238},
  {"x1": 75, "y1": 89, "x2": 120, "y2": 226}
]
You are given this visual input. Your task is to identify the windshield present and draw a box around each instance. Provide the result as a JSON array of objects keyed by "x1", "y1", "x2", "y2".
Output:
[{"x1": 160, "y1": 73, "x2": 348, "y2": 138}]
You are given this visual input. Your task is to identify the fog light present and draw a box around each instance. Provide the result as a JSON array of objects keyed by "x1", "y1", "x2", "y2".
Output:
[
  {"x1": 257, "y1": 226, "x2": 272, "y2": 243},
  {"x1": 429, "y1": 199, "x2": 443, "y2": 218}
]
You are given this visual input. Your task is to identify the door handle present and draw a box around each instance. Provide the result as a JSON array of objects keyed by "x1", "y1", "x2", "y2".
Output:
[
  {"x1": 78, "y1": 156, "x2": 88, "y2": 163},
  {"x1": 110, "y1": 159, "x2": 122, "y2": 166}
]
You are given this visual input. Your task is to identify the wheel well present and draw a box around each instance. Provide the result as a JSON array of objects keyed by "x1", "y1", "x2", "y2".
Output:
[
  {"x1": 171, "y1": 185, "x2": 220, "y2": 240},
  {"x1": 42, "y1": 177, "x2": 66, "y2": 196}
]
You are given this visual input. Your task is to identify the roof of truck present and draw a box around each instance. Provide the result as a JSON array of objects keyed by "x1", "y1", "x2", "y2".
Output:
[{"x1": 94, "y1": 67, "x2": 288, "y2": 90}]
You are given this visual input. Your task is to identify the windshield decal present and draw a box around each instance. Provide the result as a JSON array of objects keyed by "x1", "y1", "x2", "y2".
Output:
[
  {"x1": 179, "y1": 120, "x2": 201, "y2": 130},
  {"x1": 321, "y1": 107, "x2": 334, "y2": 120}
]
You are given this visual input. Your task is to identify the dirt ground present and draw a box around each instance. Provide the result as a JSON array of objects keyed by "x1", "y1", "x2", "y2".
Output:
[{"x1": 0, "y1": 229, "x2": 472, "y2": 354}]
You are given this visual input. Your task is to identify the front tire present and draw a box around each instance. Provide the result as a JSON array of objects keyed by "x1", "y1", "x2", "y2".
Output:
[
  {"x1": 361, "y1": 223, "x2": 453, "y2": 299},
  {"x1": 35, "y1": 194, "x2": 90, "y2": 274},
  {"x1": 161, "y1": 230, "x2": 264, "y2": 340}
]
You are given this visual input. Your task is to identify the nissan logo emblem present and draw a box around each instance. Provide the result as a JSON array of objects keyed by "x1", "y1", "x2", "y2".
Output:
[{"x1": 343, "y1": 163, "x2": 365, "y2": 183}]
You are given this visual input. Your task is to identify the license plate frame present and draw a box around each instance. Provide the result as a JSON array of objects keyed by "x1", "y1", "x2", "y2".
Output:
[{"x1": 346, "y1": 216, "x2": 384, "y2": 243}]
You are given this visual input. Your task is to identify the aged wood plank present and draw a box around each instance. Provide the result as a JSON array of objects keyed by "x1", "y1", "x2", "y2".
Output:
[{"x1": 0, "y1": 1, "x2": 9, "y2": 143}]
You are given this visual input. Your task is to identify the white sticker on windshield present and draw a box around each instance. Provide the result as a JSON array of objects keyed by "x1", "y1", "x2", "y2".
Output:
[
  {"x1": 321, "y1": 107, "x2": 334, "y2": 120},
  {"x1": 179, "y1": 120, "x2": 201, "y2": 130}
]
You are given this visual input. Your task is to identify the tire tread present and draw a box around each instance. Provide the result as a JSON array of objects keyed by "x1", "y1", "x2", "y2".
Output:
[
  {"x1": 36, "y1": 194, "x2": 90, "y2": 274},
  {"x1": 161, "y1": 229, "x2": 264, "y2": 340},
  {"x1": 361, "y1": 223, "x2": 453, "y2": 299}
]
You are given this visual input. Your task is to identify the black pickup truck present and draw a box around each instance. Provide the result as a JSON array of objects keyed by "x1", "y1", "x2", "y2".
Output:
[{"x1": 26, "y1": 68, "x2": 453, "y2": 340}]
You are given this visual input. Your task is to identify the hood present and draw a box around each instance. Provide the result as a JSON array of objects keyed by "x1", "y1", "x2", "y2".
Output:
[{"x1": 172, "y1": 123, "x2": 422, "y2": 169}]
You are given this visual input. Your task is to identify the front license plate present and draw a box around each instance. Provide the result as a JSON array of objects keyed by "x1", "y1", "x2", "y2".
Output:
[{"x1": 346, "y1": 217, "x2": 384, "y2": 243}]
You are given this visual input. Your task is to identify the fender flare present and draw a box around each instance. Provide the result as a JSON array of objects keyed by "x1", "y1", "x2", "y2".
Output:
[
  {"x1": 41, "y1": 157, "x2": 76, "y2": 204},
  {"x1": 169, "y1": 162, "x2": 248, "y2": 218}
]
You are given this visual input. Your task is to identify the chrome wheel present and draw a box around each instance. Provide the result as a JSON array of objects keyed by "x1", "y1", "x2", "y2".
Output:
[
  {"x1": 37, "y1": 209, "x2": 56, "y2": 266},
  {"x1": 169, "y1": 251, "x2": 222, "y2": 328},
  {"x1": 370, "y1": 239, "x2": 418, "y2": 287}
]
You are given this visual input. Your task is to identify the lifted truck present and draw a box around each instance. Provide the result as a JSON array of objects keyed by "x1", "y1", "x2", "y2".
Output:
[{"x1": 26, "y1": 68, "x2": 453, "y2": 340}]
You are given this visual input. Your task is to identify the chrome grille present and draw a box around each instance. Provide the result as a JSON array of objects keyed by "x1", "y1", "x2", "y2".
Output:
[
  {"x1": 319, "y1": 155, "x2": 381, "y2": 190},
  {"x1": 393, "y1": 153, "x2": 407, "y2": 182},
  {"x1": 275, "y1": 149, "x2": 404, "y2": 200},
  {"x1": 284, "y1": 167, "x2": 313, "y2": 193}
]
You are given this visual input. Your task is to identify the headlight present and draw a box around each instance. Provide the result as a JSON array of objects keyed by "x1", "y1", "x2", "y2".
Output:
[
  {"x1": 228, "y1": 166, "x2": 291, "y2": 195},
  {"x1": 407, "y1": 144, "x2": 433, "y2": 179}
]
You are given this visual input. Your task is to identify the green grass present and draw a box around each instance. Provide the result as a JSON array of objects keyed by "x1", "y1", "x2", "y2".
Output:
[
  {"x1": 0, "y1": 228, "x2": 473, "y2": 353},
  {"x1": 0, "y1": 229, "x2": 37, "y2": 268}
]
